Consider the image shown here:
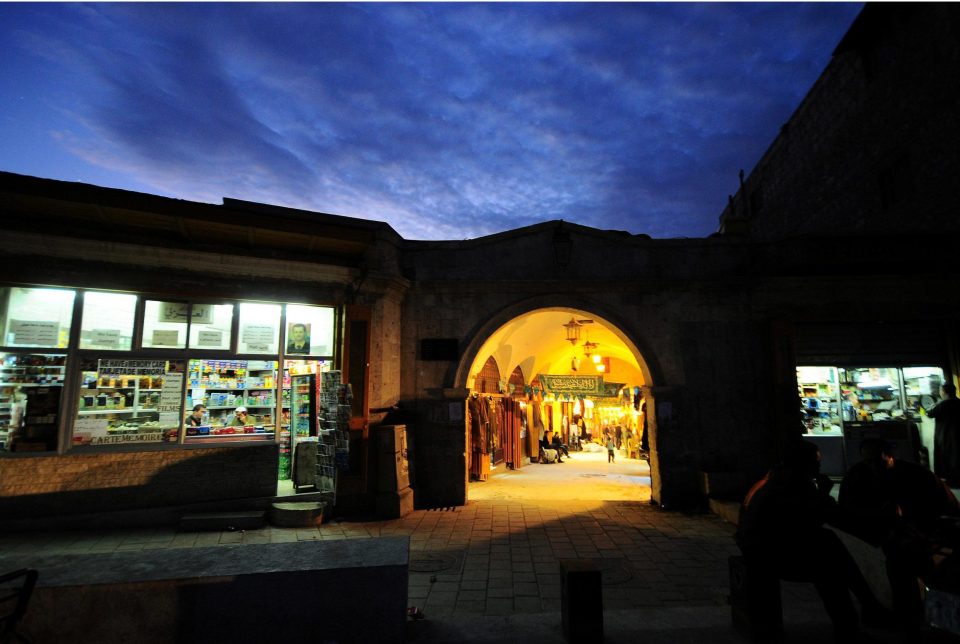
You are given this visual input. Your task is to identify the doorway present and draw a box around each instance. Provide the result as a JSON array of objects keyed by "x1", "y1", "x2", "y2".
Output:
[{"x1": 461, "y1": 307, "x2": 654, "y2": 502}]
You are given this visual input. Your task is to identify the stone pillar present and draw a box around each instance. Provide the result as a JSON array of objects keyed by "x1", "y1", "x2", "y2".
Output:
[
  {"x1": 646, "y1": 385, "x2": 701, "y2": 510},
  {"x1": 407, "y1": 388, "x2": 468, "y2": 508}
]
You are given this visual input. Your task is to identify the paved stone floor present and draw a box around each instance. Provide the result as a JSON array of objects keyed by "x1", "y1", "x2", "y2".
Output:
[{"x1": 0, "y1": 451, "x2": 918, "y2": 642}]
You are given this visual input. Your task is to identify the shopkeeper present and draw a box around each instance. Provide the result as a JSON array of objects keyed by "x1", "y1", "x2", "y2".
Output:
[
  {"x1": 186, "y1": 404, "x2": 207, "y2": 427},
  {"x1": 231, "y1": 406, "x2": 249, "y2": 426}
]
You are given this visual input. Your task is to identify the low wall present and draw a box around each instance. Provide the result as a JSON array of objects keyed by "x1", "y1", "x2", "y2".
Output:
[
  {"x1": 1, "y1": 537, "x2": 409, "y2": 644},
  {"x1": 0, "y1": 444, "x2": 278, "y2": 520}
]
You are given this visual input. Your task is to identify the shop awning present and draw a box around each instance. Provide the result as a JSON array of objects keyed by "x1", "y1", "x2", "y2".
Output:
[{"x1": 537, "y1": 374, "x2": 605, "y2": 397}]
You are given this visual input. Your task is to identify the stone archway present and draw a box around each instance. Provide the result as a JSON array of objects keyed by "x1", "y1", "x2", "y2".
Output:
[{"x1": 456, "y1": 300, "x2": 663, "y2": 503}]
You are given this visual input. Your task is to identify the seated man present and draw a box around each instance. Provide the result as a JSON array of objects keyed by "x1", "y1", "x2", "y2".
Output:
[
  {"x1": 552, "y1": 432, "x2": 570, "y2": 459},
  {"x1": 839, "y1": 438, "x2": 960, "y2": 630},
  {"x1": 737, "y1": 440, "x2": 893, "y2": 640}
]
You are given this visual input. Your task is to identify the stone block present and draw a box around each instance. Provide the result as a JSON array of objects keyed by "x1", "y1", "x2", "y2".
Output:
[{"x1": 1, "y1": 538, "x2": 409, "y2": 644}]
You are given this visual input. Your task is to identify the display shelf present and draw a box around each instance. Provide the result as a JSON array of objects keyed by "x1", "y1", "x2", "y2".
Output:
[{"x1": 78, "y1": 409, "x2": 136, "y2": 415}]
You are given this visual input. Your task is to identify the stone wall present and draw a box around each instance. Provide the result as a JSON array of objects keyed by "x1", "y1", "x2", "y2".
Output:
[
  {"x1": 0, "y1": 445, "x2": 277, "y2": 519},
  {"x1": 722, "y1": 5, "x2": 960, "y2": 240}
]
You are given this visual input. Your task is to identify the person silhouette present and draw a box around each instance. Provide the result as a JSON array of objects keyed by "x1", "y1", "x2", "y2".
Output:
[{"x1": 737, "y1": 440, "x2": 893, "y2": 640}]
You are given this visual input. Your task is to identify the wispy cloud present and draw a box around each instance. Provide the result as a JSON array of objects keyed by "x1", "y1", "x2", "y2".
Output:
[{"x1": 0, "y1": 2, "x2": 862, "y2": 239}]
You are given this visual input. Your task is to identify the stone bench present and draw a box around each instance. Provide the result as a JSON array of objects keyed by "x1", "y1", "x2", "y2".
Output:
[{"x1": 0, "y1": 537, "x2": 409, "y2": 644}]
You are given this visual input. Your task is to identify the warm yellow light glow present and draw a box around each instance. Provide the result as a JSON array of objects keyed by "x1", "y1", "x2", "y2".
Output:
[
  {"x1": 596, "y1": 364, "x2": 606, "y2": 372},
  {"x1": 592, "y1": 354, "x2": 602, "y2": 364}
]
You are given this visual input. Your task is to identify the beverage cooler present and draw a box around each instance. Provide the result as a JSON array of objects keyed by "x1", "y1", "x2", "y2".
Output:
[{"x1": 290, "y1": 374, "x2": 319, "y2": 490}]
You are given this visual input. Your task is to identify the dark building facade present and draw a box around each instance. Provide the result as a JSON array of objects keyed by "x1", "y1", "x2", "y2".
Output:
[{"x1": 1, "y1": 3, "x2": 957, "y2": 525}]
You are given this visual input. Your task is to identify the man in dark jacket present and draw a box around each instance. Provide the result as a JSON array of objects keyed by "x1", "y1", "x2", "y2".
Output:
[
  {"x1": 737, "y1": 440, "x2": 892, "y2": 640},
  {"x1": 930, "y1": 383, "x2": 960, "y2": 486}
]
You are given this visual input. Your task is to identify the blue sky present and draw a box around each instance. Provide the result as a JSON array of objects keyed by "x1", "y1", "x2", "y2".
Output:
[{"x1": 0, "y1": 2, "x2": 862, "y2": 240}]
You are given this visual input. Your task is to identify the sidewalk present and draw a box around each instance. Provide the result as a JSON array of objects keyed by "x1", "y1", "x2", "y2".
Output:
[{"x1": 1, "y1": 453, "x2": 893, "y2": 642}]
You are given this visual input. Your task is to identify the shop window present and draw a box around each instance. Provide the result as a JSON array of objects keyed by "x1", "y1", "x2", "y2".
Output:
[
  {"x1": 284, "y1": 304, "x2": 334, "y2": 357},
  {"x1": 183, "y1": 359, "x2": 279, "y2": 444},
  {"x1": 142, "y1": 300, "x2": 188, "y2": 349},
  {"x1": 79, "y1": 291, "x2": 137, "y2": 351},
  {"x1": 238, "y1": 303, "x2": 281, "y2": 354},
  {"x1": 73, "y1": 358, "x2": 185, "y2": 447},
  {"x1": 0, "y1": 287, "x2": 75, "y2": 349},
  {"x1": 188, "y1": 303, "x2": 234, "y2": 350},
  {"x1": 840, "y1": 367, "x2": 903, "y2": 422},
  {"x1": 1, "y1": 353, "x2": 67, "y2": 453}
]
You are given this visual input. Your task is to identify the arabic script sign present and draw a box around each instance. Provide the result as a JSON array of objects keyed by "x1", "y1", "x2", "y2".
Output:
[{"x1": 538, "y1": 374, "x2": 604, "y2": 396}]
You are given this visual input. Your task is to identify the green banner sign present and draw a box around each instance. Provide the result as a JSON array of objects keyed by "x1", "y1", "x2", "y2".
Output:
[{"x1": 538, "y1": 374, "x2": 604, "y2": 396}]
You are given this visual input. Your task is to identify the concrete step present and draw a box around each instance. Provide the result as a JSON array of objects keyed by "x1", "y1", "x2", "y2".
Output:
[
  {"x1": 269, "y1": 501, "x2": 327, "y2": 528},
  {"x1": 179, "y1": 510, "x2": 265, "y2": 532}
]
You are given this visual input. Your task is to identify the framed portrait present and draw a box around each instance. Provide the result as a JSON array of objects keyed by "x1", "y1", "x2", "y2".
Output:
[{"x1": 286, "y1": 322, "x2": 311, "y2": 354}]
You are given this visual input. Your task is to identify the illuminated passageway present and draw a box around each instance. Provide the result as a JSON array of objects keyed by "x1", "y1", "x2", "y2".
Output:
[{"x1": 469, "y1": 447, "x2": 651, "y2": 502}]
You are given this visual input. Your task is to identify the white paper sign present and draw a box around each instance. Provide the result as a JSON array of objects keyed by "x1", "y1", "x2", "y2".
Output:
[
  {"x1": 91, "y1": 329, "x2": 121, "y2": 348},
  {"x1": 246, "y1": 343, "x2": 270, "y2": 352},
  {"x1": 196, "y1": 330, "x2": 223, "y2": 347},
  {"x1": 152, "y1": 330, "x2": 180, "y2": 346},
  {"x1": 159, "y1": 412, "x2": 180, "y2": 427},
  {"x1": 10, "y1": 320, "x2": 59, "y2": 345},
  {"x1": 242, "y1": 325, "x2": 274, "y2": 344},
  {"x1": 158, "y1": 372, "x2": 183, "y2": 412},
  {"x1": 74, "y1": 417, "x2": 110, "y2": 437}
]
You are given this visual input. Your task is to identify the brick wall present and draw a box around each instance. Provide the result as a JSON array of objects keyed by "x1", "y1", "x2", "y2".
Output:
[{"x1": 0, "y1": 445, "x2": 277, "y2": 519}]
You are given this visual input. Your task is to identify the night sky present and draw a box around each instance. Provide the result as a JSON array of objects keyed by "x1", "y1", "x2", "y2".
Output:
[{"x1": 0, "y1": 3, "x2": 862, "y2": 240}]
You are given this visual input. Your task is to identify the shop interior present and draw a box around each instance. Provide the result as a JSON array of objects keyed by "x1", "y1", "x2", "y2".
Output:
[
  {"x1": 797, "y1": 365, "x2": 946, "y2": 475},
  {"x1": 0, "y1": 286, "x2": 348, "y2": 497},
  {"x1": 464, "y1": 309, "x2": 651, "y2": 500}
]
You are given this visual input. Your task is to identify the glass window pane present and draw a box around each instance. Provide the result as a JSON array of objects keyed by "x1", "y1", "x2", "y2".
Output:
[
  {"x1": 188, "y1": 304, "x2": 234, "y2": 350},
  {"x1": 183, "y1": 359, "x2": 277, "y2": 444},
  {"x1": 839, "y1": 367, "x2": 903, "y2": 422},
  {"x1": 73, "y1": 358, "x2": 185, "y2": 447},
  {"x1": 142, "y1": 300, "x2": 188, "y2": 349},
  {"x1": 1, "y1": 287, "x2": 75, "y2": 348},
  {"x1": 80, "y1": 292, "x2": 137, "y2": 350},
  {"x1": 1, "y1": 353, "x2": 67, "y2": 453},
  {"x1": 285, "y1": 304, "x2": 335, "y2": 356},
  {"x1": 238, "y1": 303, "x2": 280, "y2": 354},
  {"x1": 797, "y1": 366, "x2": 841, "y2": 434}
]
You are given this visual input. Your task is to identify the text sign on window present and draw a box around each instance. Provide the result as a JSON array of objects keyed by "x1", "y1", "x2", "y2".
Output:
[
  {"x1": 10, "y1": 320, "x2": 58, "y2": 345},
  {"x1": 75, "y1": 417, "x2": 110, "y2": 437},
  {"x1": 158, "y1": 303, "x2": 213, "y2": 324},
  {"x1": 98, "y1": 359, "x2": 167, "y2": 376},
  {"x1": 91, "y1": 329, "x2": 120, "y2": 348},
  {"x1": 152, "y1": 330, "x2": 180, "y2": 345},
  {"x1": 159, "y1": 372, "x2": 184, "y2": 412},
  {"x1": 242, "y1": 324, "x2": 274, "y2": 351},
  {"x1": 196, "y1": 330, "x2": 223, "y2": 347}
]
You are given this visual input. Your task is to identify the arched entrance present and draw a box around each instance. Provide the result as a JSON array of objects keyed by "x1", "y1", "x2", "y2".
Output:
[{"x1": 459, "y1": 307, "x2": 656, "y2": 502}]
